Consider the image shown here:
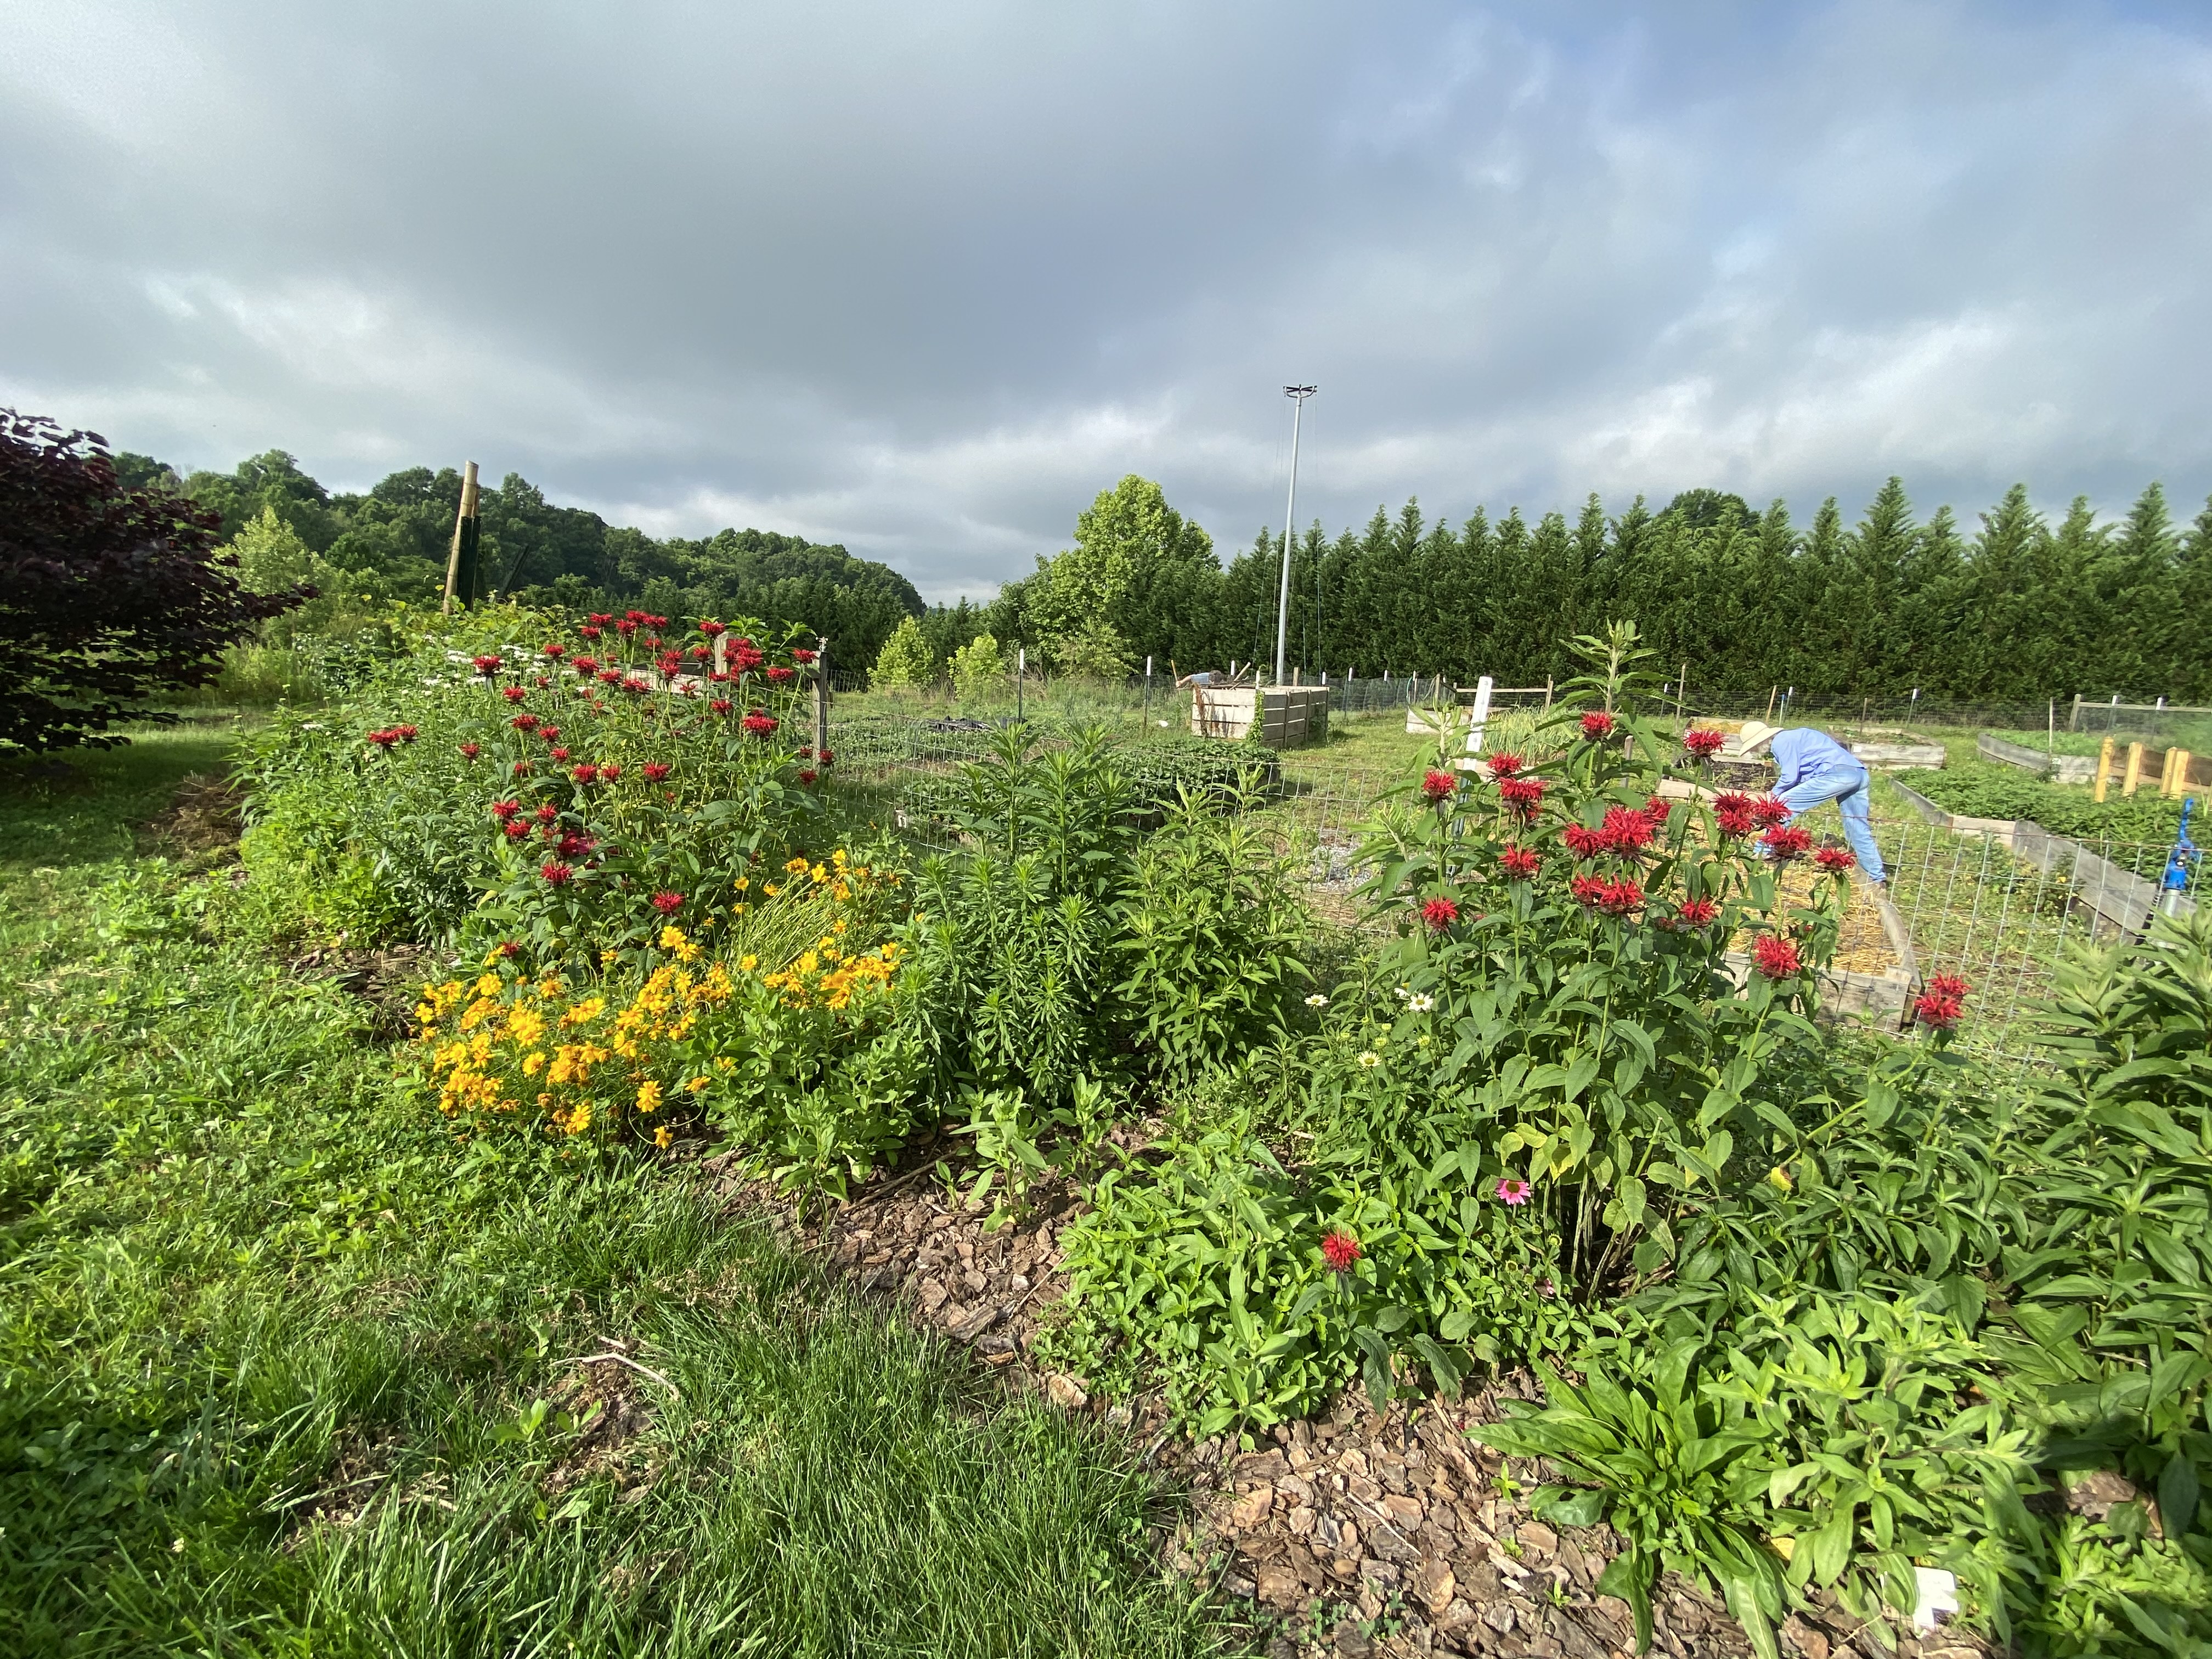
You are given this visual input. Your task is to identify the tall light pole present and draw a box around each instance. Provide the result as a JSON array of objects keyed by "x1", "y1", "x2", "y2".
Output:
[{"x1": 1275, "y1": 385, "x2": 1316, "y2": 686}]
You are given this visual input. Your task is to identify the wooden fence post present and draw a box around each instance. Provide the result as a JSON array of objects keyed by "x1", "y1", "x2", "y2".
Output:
[
  {"x1": 2095, "y1": 736, "x2": 2116, "y2": 802},
  {"x1": 814, "y1": 638, "x2": 831, "y2": 764},
  {"x1": 441, "y1": 461, "x2": 480, "y2": 615},
  {"x1": 2122, "y1": 741, "x2": 2146, "y2": 798},
  {"x1": 2174, "y1": 750, "x2": 2197, "y2": 799}
]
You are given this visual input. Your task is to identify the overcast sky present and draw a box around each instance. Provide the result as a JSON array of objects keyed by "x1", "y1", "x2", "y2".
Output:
[{"x1": 5, "y1": 2, "x2": 2210, "y2": 601}]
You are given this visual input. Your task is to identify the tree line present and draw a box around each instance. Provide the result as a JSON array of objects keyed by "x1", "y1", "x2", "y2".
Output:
[
  {"x1": 963, "y1": 477, "x2": 2212, "y2": 704},
  {"x1": 134, "y1": 448, "x2": 928, "y2": 671}
]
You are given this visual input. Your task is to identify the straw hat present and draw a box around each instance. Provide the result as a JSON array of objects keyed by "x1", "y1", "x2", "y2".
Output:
[{"x1": 1736, "y1": 719, "x2": 1781, "y2": 753}]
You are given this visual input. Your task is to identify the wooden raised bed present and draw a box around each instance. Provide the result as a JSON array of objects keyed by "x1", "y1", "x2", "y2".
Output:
[{"x1": 1189, "y1": 686, "x2": 1329, "y2": 748}]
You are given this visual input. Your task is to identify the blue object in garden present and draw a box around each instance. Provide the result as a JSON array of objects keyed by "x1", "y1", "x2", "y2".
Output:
[{"x1": 2164, "y1": 797, "x2": 2198, "y2": 894}]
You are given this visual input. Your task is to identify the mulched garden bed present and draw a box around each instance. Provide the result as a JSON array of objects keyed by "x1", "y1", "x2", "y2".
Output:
[{"x1": 701, "y1": 1144, "x2": 1991, "y2": 1659}]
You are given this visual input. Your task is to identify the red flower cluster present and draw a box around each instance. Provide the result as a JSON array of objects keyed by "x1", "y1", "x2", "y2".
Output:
[
  {"x1": 1487, "y1": 752, "x2": 1525, "y2": 779},
  {"x1": 601, "y1": 762, "x2": 624, "y2": 782},
  {"x1": 548, "y1": 747, "x2": 571, "y2": 762},
  {"x1": 1760, "y1": 825, "x2": 1813, "y2": 861},
  {"x1": 543, "y1": 642, "x2": 567, "y2": 660},
  {"x1": 651, "y1": 889, "x2": 685, "y2": 915},
  {"x1": 460, "y1": 742, "x2": 481, "y2": 760},
  {"x1": 1420, "y1": 895, "x2": 1460, "y2": 932},
  {"x1": 765, "y1": 665, "x2": 796, "y2": 686},
  {"x1": 571, "y1": 656, "x2": 599, "y2": 676},
  {"x1": 1599, "y1": 805, "x2": 1656, "y2": 853},
  {"x1": 579, "y1": 625, "x2": 603, "y2": 641},
  {"x1": 501, "y1": 685, "x2": 528, "y2": 703},
  {"x1": 1579, "y1": 709, "x2": 1616, "y2": 740},
  {"x1": 1564, "y1": 823, "x2": 1605, "y2": 859},
  {"x1": 731, "y1": 639, "x2": 766, "y2": 673},
  {"x1": 1421, "y1": 768, "x2": 1458, "y2": 802},
  {"x1": 698, "y1": 619, "x2": 727, "y2": 638},
  {"x1": 1914, "y1": 973, "x2": 1970, "y2": 1031},
  {"x1": 503, "y1": 820, "x2": 529, "y2": 839},
  {"x1": 511, "y1": 713, "x2": 540, "y2": 731},
  {"x1": 472, "y1": 654, "x2": 504, "y2": 676},
  {"x1": 1751, "y1": 934, "x2": 1802, "y2": 978},
  {"x1": 1498, "y1": 844, "x2": 1542, "y2": 879},
  {"x1": 1644, "y1": 794, "x2": 1673, "y2": 823},
  {"x1": 534, "y1": 803, "x2": 559, "y2": 823},
  {"x1": 1814, "y1": 845, "x2": 1855, "y2": 872},
  {"x1": 1683, "y1": 727, "x2": 1728, "y2": 759},
  {"x1": 491, "y1": 799, "x2": 522, "y2": 821},
  {"x1": 1714, "y1": 792, "x2": 1757, "y2": 838},
  {"x1": 799, "y1": 768, "x2": 819, "y2": 785},
  {"x1": 366, "y1": 724, "x2": 419, "y2": 748},
  {"x1": 1498, "y1": 776, "x2": 1547, "y2": 818},
  {"x1": 553, "y1": 830, "x2": 598, "y2": 859},
  {"x1": 792, "y1": 647, "x2": 817, "y2": 665},
  {"x1": 1321, "y1": 1230, "x2": 1362, "y2": 1273},
  {"x1": 642, "y1": 761, "x2": 672, "y2": 782},
  {"x1": 1752, "y1": 796, "x2": 1790, "y2": 827},
  {"x1": 1570, "y1": 874, "x2": 1643, "y2": 915},
  {"x1": 1672, "y1": 898, "x2": 1719, "y2": 927},
  {"x1": 540, "y1": 861, "x2": 575, "y2": 885},
  {"x1": 710, "y1": 698, "x2": 734, "y2": 715},
  {"x1": 573, "y1": 764, "x2": 601, "y2": 784},
  {"x1": 742, "y1": 710, "x2": 778, "y2": 737}
]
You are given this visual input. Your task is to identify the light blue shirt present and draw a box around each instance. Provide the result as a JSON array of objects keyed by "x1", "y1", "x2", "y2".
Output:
[{"x1": 1769, "y1": 727, "x2": 1865, "y2": 791}]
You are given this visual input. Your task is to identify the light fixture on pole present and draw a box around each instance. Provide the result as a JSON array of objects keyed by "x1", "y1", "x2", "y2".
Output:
[{"x1": 1274, "y1": 385, "x2": 1316, "y2": 686}]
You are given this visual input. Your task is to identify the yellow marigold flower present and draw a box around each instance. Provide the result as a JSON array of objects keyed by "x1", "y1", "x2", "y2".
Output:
[
  {"x1": 735, "y1": 877, "x2": 749, "y2": 891},
  {"x1": 507, "y1": 1007, "x2": 545, "y2": 1047},
  {"x1": 832, "y1": 918, "x2": 848, "y2": 934},
  {"x1": 559, "y1": 996, "x2": 606, "y2": 1028},
  {"x1": 566, "y1": 1102, "x2": 593, "y2": 1136},
  {"x1": 785, "y1": 856, "x2": 810, "y2": 874},
  {"x1": 522, "y1": 1050, "x2": 546, "y2": 1076},
  {"x1": 763, "y1": 883, "x2": 781, "y2": 898},
  {"x1": 659, "y1": 924, "x2": 687, "y2": 951},
  {"x1": 636, "y1": 1080, "x2": 663, "y2": 1114},
  {"x1": 833, "y1": 848, "x2": 849, "y2": 867},
  {"x1": 475, "y1": 974, "x2": 501, "y2": 999},
  {"x1": 685, "y1": 1076, "x2": 710, "y2": 1093},
  {"x1": 654, "y1": 1125, "x2": 673, "y2": 1149}
]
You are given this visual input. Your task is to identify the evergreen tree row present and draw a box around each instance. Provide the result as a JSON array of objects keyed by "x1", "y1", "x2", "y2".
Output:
[{"x1": 980, "y1": 478, "x2": 2212, "y2": 704}]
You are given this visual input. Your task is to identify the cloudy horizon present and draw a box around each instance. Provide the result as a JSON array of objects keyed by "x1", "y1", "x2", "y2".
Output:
[{"x1": 5, "y1": 0, "x2": 2210, "y2": 602}]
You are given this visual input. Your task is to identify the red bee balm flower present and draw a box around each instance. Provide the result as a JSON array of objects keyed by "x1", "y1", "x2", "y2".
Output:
[
  {"x1": 765, "y1": 665, "x2": 796, "y2": 685},
  {"x1": 1498, "y1": 776, "x2": 1547, "y2": 818},
  {"x1": 1599, "y1": 806, "x2": 1656, "y2": 854},
  {"x1": 1752, "y1": 934, "x2": 1802, "y2": 978},
  {"x1": 1643, "y1": 794, "x2": 1673, "y2": 823},
  {"x1": 698, "y1": 620, "x2": 726, "y2": 637},
  {"x1": 598, "y1": 763, "x2": 623, "y2": 782},
  {"x1": 366, "y1": 728, "x2": 400, "y2": 748},
  {"x1": 490, "y1": 799, "x2": 521, "y2": 820},
  {"x1": 792, "y1": 647, "x2": 817, "y2": 665},
  {"x1": 642, "y1": 761, "x2": 672, "y2": 782},
  {"x1": 542, "y1": 643, "x2": 567, "y2": 660},
  {"x1": 799, "y1": 769, "x2": 819, "y2": 785},
  {"x1": 1321, "y1": 1230, "x2": 1362, "y2": 1272},
  {"x1": 1564, "y1": 824, "x2": 1605, "y2": 860},
  {"x1": 1926, "y1": 973, "x2": 1971, "y2": 1000},
  {"x1": 548, "y1": 747, "x2": 571, "y2": 762},
  {"x1": 572, "y1": 764, "x2": 600, "y2": 785},
  {"x1": 511, "y1": 714, "x2": 540, "y2": 731},
  {"x1": 578, "y1": 625, "x2": 603, "y2": 641},
  {"x1": 1420, "y1": 895, "x2": 1460, "y2": 931},
  {"x1": 651, "y1": 890, "x2": 684, "y2": 915},
  {"x1": 472, "y1": 654, "x2": 504, "y2": 675},
  {"x1": 1498, "y1": 844, "x2": 1541, "y2": 879},
  {"x1": 1751, "y1": 795, "x2": 1790, "y2": 828},
  {"x1": 710, "y1": 698, "x2": 733, "y2": 715},
  {"x1": 534, "y1": 803, "x2": 559, "y2": 823},
  {"x1": 1713, "y1": 793, "x2": 1757, "y2": 839},
  {"x1": 1814, "y1": 845, "x2": 1855, "y2": 872},
  {"x1": 1571, "y1": 875, "x2": 1643, "y2": 915},
  {"x1": 1421, "y1": 769, "x2": 1458, "y2": 802},
  {"x1": 1683, "y1": 728, "x2": 1727, "y2": 759},
  {"x1": 1487, "y1": 752, "x2": 1525, "y2": 779},
  {"x1": 460, "y1": 742, "x2": 481, "y2": 760},
  {"x1": 1496, "y1": 1177, "x2": 1532, "y2": 1206},
  {"x1": 501, "y1": 686, "x2": 527, "y2": 703},
  {"x1": 502, "y1": 820, "x2": 529, "y2": 840},
  {"x1": 742, "y1": 711, "x2": 778, "y2": 737},
  {"x1": 540, "y1": 861, "x2": 575, "y2": 885},
  {"x1": 1674, "y1": 898, "x2": 1719, "y2": 927},
  {"x1": 1914, "y1": 990, "x2": 1965, "y2": 1030},
  {"x1": 1760, "y1": 825, "x2": 1813, "y2": 861},
  {"x1": 1579, "y1": 710, "x2": 1616, "y2": 740}
]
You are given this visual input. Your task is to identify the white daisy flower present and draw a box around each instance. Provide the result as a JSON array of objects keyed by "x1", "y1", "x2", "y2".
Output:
[
  {"x1": 1408, "y1": 992, "x2": 1435, "y2": 1013},
  {"x1": 1357, "y1": 1051, "x2": 1381, "y2": 1069},
  {"x1": 1305, "y1": 993, "x2": 1329, "y2": 1007}
]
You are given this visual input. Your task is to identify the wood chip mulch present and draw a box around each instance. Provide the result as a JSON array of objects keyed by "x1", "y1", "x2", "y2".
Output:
[{"x1": 697, "y1": 1144, "x2": 1993, "y2": 1659}]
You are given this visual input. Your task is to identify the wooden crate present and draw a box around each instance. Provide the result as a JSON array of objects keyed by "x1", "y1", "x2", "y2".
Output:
[{"x1": 1189, "y1": 686, "x2": 1329, "y2": 747}]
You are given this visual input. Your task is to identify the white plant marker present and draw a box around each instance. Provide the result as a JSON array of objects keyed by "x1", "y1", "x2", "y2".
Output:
[
  {"x1": 1455, "y1": 675, "x2": 1495, "y2": 771},
  {"x1": 1912, "y1": 1566, "x2": 1959, "y2": 1630}
]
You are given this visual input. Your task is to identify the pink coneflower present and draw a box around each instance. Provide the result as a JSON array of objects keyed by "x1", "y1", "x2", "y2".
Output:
[
  {"x1": 1321, "y1": 1230, "x2": 1362, "y2": 1272},
  {"x1": 1496, "y1": 1177, "x2": 1532, "y2": 1206}
]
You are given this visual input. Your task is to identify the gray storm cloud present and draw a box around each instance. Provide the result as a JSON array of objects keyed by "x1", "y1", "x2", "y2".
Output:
[{"x1": 3, "y1": 0, "x2": 2209, "y2": 602}]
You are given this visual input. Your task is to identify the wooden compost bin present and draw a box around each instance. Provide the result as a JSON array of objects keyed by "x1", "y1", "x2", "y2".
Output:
[{"x1": 1190, "y1": 686, "x2": 1329, "y2": 747}]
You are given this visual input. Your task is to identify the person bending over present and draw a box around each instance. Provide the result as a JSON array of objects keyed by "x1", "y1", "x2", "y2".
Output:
[{"x1": 1735, "y1": 720, "x2": 1887, "y2": 885}]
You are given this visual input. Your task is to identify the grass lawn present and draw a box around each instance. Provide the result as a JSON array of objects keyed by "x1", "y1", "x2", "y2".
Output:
[{"x1": 0, "y1": 727, "x2": 1244, "y2": 1657}]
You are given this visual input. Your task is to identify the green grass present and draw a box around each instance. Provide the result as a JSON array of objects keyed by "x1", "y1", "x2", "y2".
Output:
[{"x1": 0, "y1": 731, "x2": 1245, "y2": 1657}]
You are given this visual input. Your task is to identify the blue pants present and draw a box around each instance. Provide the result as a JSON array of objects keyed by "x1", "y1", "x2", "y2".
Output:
[{"x1": 1776, "y1": 767, "x2": 1886, "y2": 882}]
